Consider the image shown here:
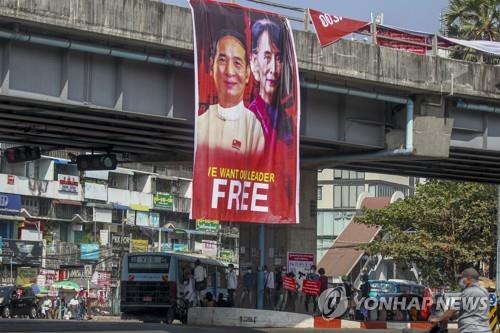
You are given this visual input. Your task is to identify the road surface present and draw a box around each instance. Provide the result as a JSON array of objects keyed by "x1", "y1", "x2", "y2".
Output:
[{"x1": 0, "y1": 318, "x2": 424, "y2": 333}]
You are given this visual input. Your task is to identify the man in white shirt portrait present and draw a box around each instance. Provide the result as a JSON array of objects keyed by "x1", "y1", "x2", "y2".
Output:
[{"x1": 197, "y1": 30, "x2": 265, "y2": 156}]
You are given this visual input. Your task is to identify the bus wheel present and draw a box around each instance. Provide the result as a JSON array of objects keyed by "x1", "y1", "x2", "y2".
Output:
[{"x1": 166, "y1": 307, "x2": 175, "y2": 325}]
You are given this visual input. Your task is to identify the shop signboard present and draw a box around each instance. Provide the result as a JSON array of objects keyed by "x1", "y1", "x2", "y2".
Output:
[
  {"x1": 196, "y1": 219, "x2": 219, "y2": 233},
  {"x1": 80, "y1": 243, "x2": 100, "y2": 260},
  {"x1": 153, "y1": 193, "x2": 173, "y2": 210},
  {"x1": 58, "y1": 174, "x2": 79, "y2": 193},
  {"x1": 16, "y1": 267, "x2": 38, "y2": 286},
  {"x1": 131, "y1": 239, "x2": 148, "y2": 252},
  {"x1": 0, "y1": 193, "x2": 21, "y2": 215}
]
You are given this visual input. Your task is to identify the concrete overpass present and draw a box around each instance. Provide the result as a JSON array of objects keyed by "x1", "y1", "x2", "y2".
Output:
[
  {"x1": 0, "y1": 0, "x2": 499, "y2": 184},
  {"x1": 0, "y1": 0, "x2": 499, "y2": 292}
]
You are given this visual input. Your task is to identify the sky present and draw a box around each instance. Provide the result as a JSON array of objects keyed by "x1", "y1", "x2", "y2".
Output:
[{"x1": 161, "y1": 0, "x2": 450, "y2": 33}]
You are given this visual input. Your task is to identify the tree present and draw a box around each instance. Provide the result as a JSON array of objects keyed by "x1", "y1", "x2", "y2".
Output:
[
  {"x1": 443, "y1": 0, "x2": 499, "y2": 63},
  {"x1": 445, "y1": 0, "x2": 499, "y2": 41},
  {"x1": 357, "y1": 180, "x2": 497, "y2": 288}
]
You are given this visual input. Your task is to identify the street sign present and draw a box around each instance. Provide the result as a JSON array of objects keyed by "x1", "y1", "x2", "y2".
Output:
[{"x1": 84, "y1": 264, "x2": 93, "y2": 278}]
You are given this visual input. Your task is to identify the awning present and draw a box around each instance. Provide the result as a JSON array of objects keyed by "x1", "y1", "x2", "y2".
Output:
[
  {"x1": 440, "y1": 36, "x2": 500, "y2": 57},
  {"x1": 111, "y1": 168, "x2": 134, "y2": 176},
  {"x1": 84, "y1": 170, "x2": 110, "y2": 180},
  {"x1": 0, "y1": 214, "x2": 24, "y2": 221},
  {"x1": 85, "y1": 202, "x2": 113, "y2": 209},
  {"x1": 130, "y1": 204, "x2": 150, "y2": 212},
  {"x1": 53, "y1": 159, "x2": 69, "y2": 165},
  {"x1": 112, "y1": 203, "x2": 128, "y2": 210},
  {"x1": 52, "y1": 199, "x2": 82, "y2": 206}
]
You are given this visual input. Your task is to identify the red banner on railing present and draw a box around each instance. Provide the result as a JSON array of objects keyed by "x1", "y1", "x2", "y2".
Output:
[
  {"x1": 302, "y1": 279, "x2": 321, "y2": 296},
  {"x1": 309, "y1": 8, "x2": 369, "y2": 47}
]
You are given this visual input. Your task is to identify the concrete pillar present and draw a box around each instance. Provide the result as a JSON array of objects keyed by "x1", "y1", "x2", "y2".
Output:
[{"x1": 286, "y1": 169, "x2": 318, "y2": 257}]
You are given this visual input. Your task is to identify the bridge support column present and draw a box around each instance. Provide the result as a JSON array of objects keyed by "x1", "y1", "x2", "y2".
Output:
[{"x1": 257, "y1": 224, "x2": 265, "y2": 309}]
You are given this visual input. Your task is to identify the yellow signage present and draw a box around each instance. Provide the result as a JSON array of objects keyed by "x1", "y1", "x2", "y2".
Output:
[
  {"x1": 16, "y1": 267, "x2": 38, "y2": 286},
  {"x1": 131, "y1": 239, "x2": 148, "y2": 252}
]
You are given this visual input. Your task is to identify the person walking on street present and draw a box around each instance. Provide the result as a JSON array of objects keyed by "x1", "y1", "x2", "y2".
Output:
[
  {"x1": 264, "y1": 265, "x2": 275, "y2": 310},
  {"x1": 226, "y1": 263, "x2": 237, "y2": 307},
  {"x1": 430, "y1": 268, "x2": 491, "y2": 333},
  {"x1": 194, "y1": 259, "x2": 207, "y2": 306},
  {"x1": 240, "y1": 267, "x2": 254, "y2": 307}
]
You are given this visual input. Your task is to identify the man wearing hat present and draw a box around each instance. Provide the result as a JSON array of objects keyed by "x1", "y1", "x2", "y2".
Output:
[{"x1": 430, "y1": 268, "x2": 491, "y2": 333}]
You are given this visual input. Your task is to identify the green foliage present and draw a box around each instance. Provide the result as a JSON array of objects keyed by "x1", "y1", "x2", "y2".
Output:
[
  {"x1": 357, "y1": 180, "x2": 497, "y2": 288},
  {"x1": 444, "y1": 0, "x2": 500, "y2": 63},
  {"x1": 445, "y1": 0, "x2": 499, "y2": 41}
]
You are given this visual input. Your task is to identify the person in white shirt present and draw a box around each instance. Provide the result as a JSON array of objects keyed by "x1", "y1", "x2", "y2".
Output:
[
  {"x1": 193, "y1": 259, "x2": 207, "y2": 306},
  {"x1": 42, "y1": 297, "x2": 52, "y2": 319},
  {"x1": 183, "y1": 273, "x2": 196, "y2": 307},
  {"x1": 197, "y1": 30, "x2": 265, "y2": 156},
  {"x1": 263, "y1": 265, "x2": 275, "y2": 310},
  {"x1": 294, "y1": 271, "x2": 305, "y2": 313},
  {"x1": 68, "y1": 297, "x2": 79, "y2": 320},
  {"x1": 226, "y1": 263, "x2": 237, "y2": 307}
]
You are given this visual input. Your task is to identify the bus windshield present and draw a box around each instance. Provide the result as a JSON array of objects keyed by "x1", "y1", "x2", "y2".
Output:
[{"x1": 128, "y1": 254, "x2": 170, "y2": 273}]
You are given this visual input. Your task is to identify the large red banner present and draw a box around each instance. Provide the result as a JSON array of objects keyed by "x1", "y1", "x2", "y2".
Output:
[
  {"x1": 189, "y1": 0, "x2": 300, "y2": 224},
  {"x1": 309, "y1": 8, "x2": 369, "y2": 47}
]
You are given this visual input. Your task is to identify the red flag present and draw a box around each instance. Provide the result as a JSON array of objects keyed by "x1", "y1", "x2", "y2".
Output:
[{"x1": 309, "y1": 8, "x2": 369, "y2": 47}]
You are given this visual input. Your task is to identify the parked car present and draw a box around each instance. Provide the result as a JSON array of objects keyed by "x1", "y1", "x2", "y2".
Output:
[{"x1": 0, "y1": 285, "x2": 38, "y2": 319}]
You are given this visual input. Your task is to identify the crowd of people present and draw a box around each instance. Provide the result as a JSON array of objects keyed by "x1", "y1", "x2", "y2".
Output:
[
  {"x1": 38, "y1": 289, "x2": 90, "y2": 320},
  {"x1": 181, "y1": 261, "x2": 331, "y2": 314},
  {"x1": 181, "y1": 262, "x2": 492, "y2": 333}
]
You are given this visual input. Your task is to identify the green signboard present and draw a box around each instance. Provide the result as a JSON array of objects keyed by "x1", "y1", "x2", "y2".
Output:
[
  {"x1": 219, "y1": 249, "x2": 234, "y2": 262},
  {"x1": 196, "y1": 219, "x2": 219, "y2": 233},
  {"x1": 153, "y1": 192, "x2": 173, "y2": 210}
]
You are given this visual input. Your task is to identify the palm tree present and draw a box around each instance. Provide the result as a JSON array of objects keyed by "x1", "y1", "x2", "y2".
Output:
[{"x1": 443, "y1": 0, "x2": 499, "y2": 62}]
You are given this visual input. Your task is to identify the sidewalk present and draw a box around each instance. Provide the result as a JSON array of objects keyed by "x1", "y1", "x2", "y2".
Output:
[{"x1": 88, "y1": 315, "x2": 124, "y2": 322}]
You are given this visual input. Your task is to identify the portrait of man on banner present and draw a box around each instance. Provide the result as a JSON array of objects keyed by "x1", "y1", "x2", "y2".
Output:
[{"x1": 190, "y1": 0, "x2": 300, "y2": 224}]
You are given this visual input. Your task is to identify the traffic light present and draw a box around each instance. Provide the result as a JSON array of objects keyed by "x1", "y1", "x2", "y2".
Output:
[
  {"x1": 3, "y1": 146, "x2": 41, "y2": 163},
  {"x1": 76, "y1": 154, "x2": 118, "y2": 171}
]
